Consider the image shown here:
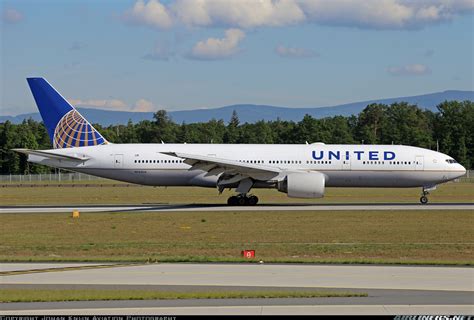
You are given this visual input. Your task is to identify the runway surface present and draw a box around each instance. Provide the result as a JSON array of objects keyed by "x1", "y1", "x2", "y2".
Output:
[
  {"x1": 2, "y1": 263, "x2": 472, "y2": 291},
  {"x1": 1, "y1": 263, "x2": 473, "y2": 315},
  {"x1": 3, "y1": 304, "x2": 473, "y2": 315},
  {"x1": 1, "y1": 202, "x2": 473, "y2": 213}
]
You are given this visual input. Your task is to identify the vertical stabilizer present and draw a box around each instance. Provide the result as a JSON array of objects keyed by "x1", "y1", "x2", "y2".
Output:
[{"x1": 27, "y1": 78, "x2": 108, "y2": 148}]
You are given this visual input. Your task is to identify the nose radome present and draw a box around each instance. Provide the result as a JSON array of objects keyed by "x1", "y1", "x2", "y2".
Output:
[{"x1": 457, "y1": 164, "x2": 467, "y2": 178}]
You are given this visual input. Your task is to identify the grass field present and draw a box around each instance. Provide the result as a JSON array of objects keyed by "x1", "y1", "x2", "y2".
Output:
[
  {"x1": 1, "y1": 181, "x2": 473, "y2": 205},
  {"x1": 0, "y1": 289, "x2": 366, "y2": 303},
  {"x1": 1, "y1": 210, "x2": 472, "y2": 265}
]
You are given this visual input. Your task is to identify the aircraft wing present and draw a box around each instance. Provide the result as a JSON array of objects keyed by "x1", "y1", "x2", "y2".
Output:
[
  {"x1": 161, "y1": 151, "x2": 280, "y2": 181},
  {"x1": 12, "y1": 149, "x2": 90, "y2": 162}
]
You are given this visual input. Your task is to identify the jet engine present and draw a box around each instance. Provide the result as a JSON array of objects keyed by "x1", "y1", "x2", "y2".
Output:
[{"x1": 277, "y1": 171, "x2": 325, "y2": 198}]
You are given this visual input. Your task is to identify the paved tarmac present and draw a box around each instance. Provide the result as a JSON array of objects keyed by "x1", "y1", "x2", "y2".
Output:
[
  {"x1": 1, "y1": 202, "x2": 473, "y2": 213},
  {"x1": 2, "y1": 263, "x2": 472, "y2": 291},
  {"x1": 1, "y1": 263, "x2": 472, "y2": 315}
]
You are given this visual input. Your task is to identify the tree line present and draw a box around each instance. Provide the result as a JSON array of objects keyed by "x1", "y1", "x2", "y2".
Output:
[{"x1": 0, "y1": 100, "x2": 472, "y2": 174}]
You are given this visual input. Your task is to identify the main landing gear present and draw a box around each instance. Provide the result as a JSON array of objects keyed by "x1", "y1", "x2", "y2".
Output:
[{"x1": 227, "y1": 194, "x2": 259, "y2": 206}]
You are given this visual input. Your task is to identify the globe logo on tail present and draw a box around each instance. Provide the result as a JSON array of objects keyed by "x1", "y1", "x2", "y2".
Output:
[{"x1": 53, "y1": 109, "x2": 108, "y2": 148}]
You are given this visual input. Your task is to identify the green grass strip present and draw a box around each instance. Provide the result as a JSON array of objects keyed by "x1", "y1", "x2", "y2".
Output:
[
  {"x1": 1, "y1": 256, "x2": 472, "y2": 266},
  {"x1": 0, "y1": 289, "x2": 367, "y2": 303}
]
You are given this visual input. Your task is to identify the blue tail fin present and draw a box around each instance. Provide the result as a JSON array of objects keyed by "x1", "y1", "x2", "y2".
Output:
[{"x1": 27, "y1": 78, "x2": 108, "y2": 149}]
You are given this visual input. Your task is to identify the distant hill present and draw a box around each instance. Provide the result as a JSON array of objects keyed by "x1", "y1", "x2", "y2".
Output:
[{"x1": 1, "y1": 90, "x2": 472, "y2": 125}]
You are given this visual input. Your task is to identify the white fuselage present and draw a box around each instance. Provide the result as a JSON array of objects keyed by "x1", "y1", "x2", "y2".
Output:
[{"x1": 27, "y1": 143, "x2": 466, "y2": 189}]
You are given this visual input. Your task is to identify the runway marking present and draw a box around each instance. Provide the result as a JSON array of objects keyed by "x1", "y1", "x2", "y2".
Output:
[{"x1": 0, "y1": 263, "x2": 143, "y2": 277}]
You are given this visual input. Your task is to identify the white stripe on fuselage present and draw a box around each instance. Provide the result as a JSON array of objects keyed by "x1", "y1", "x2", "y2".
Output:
[{"x1": 27, "y1": 144, "x2": 466, "y2": 188}]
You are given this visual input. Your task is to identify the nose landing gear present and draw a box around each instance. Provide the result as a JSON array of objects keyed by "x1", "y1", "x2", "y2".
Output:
[
  {"x1": 420, "y1": 195, "x2": 428, "y2": 204},
  {"x1": 227, "y1": 194, "x2": 259, "y2": 206},
  {"x1": 419, "y1": 186, "x2": 435, "y2": 204}
]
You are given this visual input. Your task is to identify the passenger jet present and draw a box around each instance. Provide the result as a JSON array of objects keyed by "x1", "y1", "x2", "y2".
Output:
[{"x1": 13, "y1": 78, "x2": 466, "y2": 205}]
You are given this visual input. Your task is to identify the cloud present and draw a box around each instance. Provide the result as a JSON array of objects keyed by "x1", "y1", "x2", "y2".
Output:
[
  {"x1": 122, "y1": 0, "x2": 474, "y2": 30},
  {"x1": 299, "y1": 0, "x2": 473, "y2": 30},
  {"x1": 68, "y1": 98, "x2": 157, "y2": 112},
  {"x1": 188, "y1": 28, "x2": 245, "y2": 60},
  {"x1": 133, "y1": 99, "x2": 156, "y2": 112},
  {"x1": 2, "y1": 8, "x2": 23, "y2": 24},
  {"x1": 386, "y1": 64, "x2": 431, "y2": 76},
  {"x1": 122, "y1": 0, "x2": 173, "y2": 29},
  {"x1": 172, "y1": 0, "x2": 305, "y2": 28},
  {"x1": 275, "y1": 45, "x2": 318, "y2": 58},
  {"x1": 68, "y1": 99, "x2": 128, "y2": 110}
]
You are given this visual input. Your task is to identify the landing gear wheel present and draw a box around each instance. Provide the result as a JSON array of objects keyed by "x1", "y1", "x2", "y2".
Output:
[
  {"x1": 420, "y1": 196, "x2": 428, "y2": 204},
  {"x1": 247, "y1": 195, "x2": 258, "y2": 206},
  {"x1": 237, "y1": 196, "x2": 248, "y2": 206},
  {"x1": 227, "y1": 196, "x2": 238, "y2": 206},
  {"x1": 227, "y1": 194, "x2": 258, "y2": 206}
]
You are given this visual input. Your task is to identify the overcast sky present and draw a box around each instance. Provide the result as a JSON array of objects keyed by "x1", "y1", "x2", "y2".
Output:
[{"x1": 1, "y1": 0, "x2": 473, "y2": 115}]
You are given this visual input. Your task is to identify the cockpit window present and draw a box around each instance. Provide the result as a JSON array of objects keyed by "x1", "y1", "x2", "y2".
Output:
[{"x1": 445, "y1": 159, "x2": 457, "y2": 164}]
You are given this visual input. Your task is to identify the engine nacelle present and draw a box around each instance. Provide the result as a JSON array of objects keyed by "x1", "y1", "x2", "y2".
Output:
[{"x1": 277, "y1": 171, "x2": 325, "y2": 198}]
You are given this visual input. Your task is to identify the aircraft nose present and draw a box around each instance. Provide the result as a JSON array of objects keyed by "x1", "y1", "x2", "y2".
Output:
[{"x1": 458, "y1": 164, "x2": 467, "y2": 178}]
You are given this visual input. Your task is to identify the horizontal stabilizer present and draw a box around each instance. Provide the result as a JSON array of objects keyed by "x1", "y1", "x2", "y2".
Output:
[{"x1": 12, "y1": 149, "x2": 90, "y2": 161}]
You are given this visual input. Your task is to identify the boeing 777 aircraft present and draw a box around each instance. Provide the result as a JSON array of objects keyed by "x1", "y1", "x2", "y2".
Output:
[{"x1": 14, "y1": 78, "x2": 466, "y2": 205}]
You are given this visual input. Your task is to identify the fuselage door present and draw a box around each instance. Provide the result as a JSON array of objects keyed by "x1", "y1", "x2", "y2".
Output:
[
  {"x1": 415, "y1": 156, "x2": 424, "y2": 171},
  {"x1": 114, "y1": 154, "x2": 124, "y2": 168}
]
